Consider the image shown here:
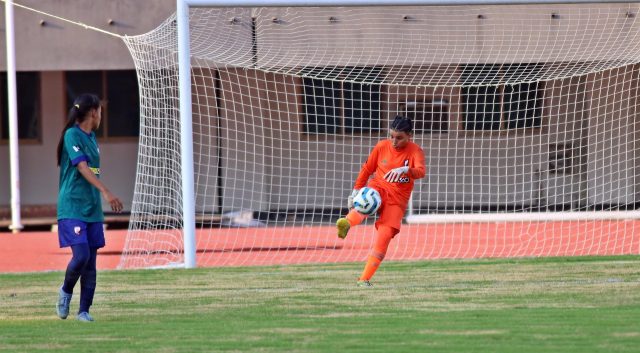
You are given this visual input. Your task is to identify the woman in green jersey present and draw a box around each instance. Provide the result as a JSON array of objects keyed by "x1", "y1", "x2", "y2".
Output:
[{"x1": 55, "y1": 93, "x2": 123, "y2": 322}]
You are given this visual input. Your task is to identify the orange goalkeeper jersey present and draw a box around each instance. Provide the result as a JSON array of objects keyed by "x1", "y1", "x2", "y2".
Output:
[{"x1": 354, "y1": 139, "x2": 426, "y2": 209}]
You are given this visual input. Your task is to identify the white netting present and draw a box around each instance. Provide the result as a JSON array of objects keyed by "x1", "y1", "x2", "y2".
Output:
[{"x1": 119, "y1": 5, "x2": 640, "y2": 269}]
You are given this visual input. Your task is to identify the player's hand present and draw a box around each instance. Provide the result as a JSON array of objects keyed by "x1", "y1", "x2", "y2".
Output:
[
  {"x1": 384, "y1": 166, "x2": 409, "y2": 182},
  {"x1": 347, "y1": 189, "x2": 358, "y2": 209},
  {"x1": 103, "y1": 190, "x2": 124, "y2": 213}
]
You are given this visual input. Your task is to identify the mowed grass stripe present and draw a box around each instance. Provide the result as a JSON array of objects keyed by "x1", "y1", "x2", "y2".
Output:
[{"x1": 1, "y1": 256, "x2": 639, "y2": 353}]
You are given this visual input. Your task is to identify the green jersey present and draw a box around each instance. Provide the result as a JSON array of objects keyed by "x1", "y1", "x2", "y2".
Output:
[{"x1": 57, "y1": 125, "x2": 103, "y2": 222}]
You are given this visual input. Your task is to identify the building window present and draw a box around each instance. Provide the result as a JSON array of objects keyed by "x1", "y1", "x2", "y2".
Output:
[
  {"x1": 302, "y1": 77, "x2": 341, "y2": 134},
  {"x1": 461, "y1": 64, "x2": 543, "y2": 131},
  {"x1": 548, "y1": 143, "x2": 575, "y2": 175},
  {"x1": 504, "y1": 82, "x2": 543, "y2": 129},
  {"x1": 463, "y1": 85, "x2": 502, "y2": 130},
  {"x1": 0, "y1": 72, "x2": 41, "y2": 141},
  {"x1": 343, "y1": 81, "x2": 381, "y2": 134},
  {"x1": 399, "y1": 100, "x2": 449, "y2": 133},
  {"x1": 302, "y1": 67, "x2": 382, "y2": 134},
  {"x1": 65, "y1": 70, "x2": 140, "y2": 138}
]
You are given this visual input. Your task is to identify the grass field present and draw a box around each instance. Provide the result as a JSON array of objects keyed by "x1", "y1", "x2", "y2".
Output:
[{"x1": 1, "y1": 256, "x2": 639, "y2": 353}]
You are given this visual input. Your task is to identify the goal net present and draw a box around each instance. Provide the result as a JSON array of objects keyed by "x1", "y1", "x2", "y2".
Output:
[{"x1": 120, "y1": 3, "x2": 640, "y2": 269}]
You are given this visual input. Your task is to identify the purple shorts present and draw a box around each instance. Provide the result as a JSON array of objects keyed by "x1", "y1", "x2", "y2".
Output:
[{"x1": 57, "y1": 219, "x2": 105, "y2": 248}]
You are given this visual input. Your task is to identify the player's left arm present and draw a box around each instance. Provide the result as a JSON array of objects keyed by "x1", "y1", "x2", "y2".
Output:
[
  {"x1": 407, "y1": 146, "x2": 426, "y2": 179},
  {"x1": 76, "y1": 162, "x2": 124, "y2": 213}
]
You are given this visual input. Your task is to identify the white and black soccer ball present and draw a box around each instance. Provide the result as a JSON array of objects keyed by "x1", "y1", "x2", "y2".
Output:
[{"x1": 353, "y1": 187, "x2": 382, "y2": 215}]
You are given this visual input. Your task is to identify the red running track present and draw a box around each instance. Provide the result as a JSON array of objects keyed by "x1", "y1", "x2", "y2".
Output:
[{"x1": 2, "y1": 221, "x2": 640, "y2": 273}]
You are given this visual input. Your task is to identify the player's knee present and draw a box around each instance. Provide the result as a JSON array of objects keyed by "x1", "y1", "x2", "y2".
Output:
[
  {"x1": 70, "y1": 245, "x2": 91, "y2": 268},
  {"x1": 378, "y1": 225, "x2": 398, "y2": 238}
]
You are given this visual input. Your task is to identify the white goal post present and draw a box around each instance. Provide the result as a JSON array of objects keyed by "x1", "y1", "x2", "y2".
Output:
[{"x1": 119, "y1": 0, "x2": 640, "y2": 269}]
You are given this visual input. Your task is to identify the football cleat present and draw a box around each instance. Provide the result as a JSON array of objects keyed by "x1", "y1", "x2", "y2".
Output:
[
  {"x1": 336, "y1": 218, "x2": 351, "y2": 239},
  {"x1": 56, "y1": 286, "x2": 72, "y2": 319},
  {"x1": 76, "y1": 311, "x2": 94, "y2": 322}
]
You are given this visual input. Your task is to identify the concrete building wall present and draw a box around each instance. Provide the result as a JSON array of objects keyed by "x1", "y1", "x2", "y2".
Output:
[
  {"x1": 0, "y1": 0, "x2": 175, "y2": 71},
  {"x1": 0, "y1": 71, "x2": 139, "y2": 211},
  {"x1": 208, "y1": 66, "x2": 640, "y2": 212},
  {"x1": 1, "y1": 2, "x2": 639, "y2": 219},
  {"x1": 0, "y1": 0, "x2": 175, "y2": 215},
  {"x1": 255, "y1": 5, "x2": 640, "y2": 69}
]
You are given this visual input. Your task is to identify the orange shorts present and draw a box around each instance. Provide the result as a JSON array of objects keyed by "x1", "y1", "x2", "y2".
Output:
[
  {"x1": 375, "y1": 203, "x2": 404, "y2": 237},
  {"x1": 372, "y1": 186, "x2": 405, "y2": 237}
]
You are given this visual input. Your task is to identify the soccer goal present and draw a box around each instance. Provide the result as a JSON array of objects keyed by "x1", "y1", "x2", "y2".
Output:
[{"x1": 119, "y1": 0, "x2": 640, "y2": 269}]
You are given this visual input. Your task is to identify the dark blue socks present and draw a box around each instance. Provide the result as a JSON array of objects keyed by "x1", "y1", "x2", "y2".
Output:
[{"x1": 62, "y1": 243, "x2": 97, "y2": 313}]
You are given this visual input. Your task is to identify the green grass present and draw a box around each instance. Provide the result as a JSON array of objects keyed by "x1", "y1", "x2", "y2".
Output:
[{"x1": 1, "y1": 256, "x2": 640, "y2": 353}]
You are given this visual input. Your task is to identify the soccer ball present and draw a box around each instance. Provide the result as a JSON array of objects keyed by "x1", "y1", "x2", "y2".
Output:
[{"x1": 353, "y1": 187, "x2": 382, "y2": 215}]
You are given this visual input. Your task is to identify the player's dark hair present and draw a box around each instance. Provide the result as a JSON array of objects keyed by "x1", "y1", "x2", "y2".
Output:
[
  {"x1": 56, "y1": 94, "x2": 101, "y2": 166},
  {"x1": 391, "y1": 115, "x2": 413, "y2": 133}
]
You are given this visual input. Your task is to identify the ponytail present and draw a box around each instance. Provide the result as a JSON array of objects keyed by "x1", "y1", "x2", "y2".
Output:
[{"x1": 57, "y1": 94, "x2": 101, "y2": 166}]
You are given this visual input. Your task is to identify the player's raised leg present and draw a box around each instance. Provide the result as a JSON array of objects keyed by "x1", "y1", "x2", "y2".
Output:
[{"x1": 337, "y1": 209, "x2": 367, "y2": 239}]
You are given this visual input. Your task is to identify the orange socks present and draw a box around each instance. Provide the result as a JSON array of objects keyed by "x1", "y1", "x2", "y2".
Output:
[
  {"x1": 359, "y1": 255, "x2": 382, "y2": 281},
  {"x1": 346, "y1": 209, "x2": 366, "y2": 227},
  {"x1": 359, "y1": 225, "x2": 395, "y2": 281},
  {"x1": 345, "y1": 210, "x2": 396, "y2": 281}
]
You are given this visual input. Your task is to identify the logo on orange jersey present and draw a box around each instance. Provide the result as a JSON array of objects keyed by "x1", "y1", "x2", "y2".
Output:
[{"x1": 397, "y1": 159, "x2": 410, "y2": 183}]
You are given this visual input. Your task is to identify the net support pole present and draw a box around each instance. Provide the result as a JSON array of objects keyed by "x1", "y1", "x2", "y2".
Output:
[
  {"x1": 5, "y1": 0, "x2": 22, "y2": 233},
  {"x1": 177, "y1": 0, "x2": 196, "y2": 268}
]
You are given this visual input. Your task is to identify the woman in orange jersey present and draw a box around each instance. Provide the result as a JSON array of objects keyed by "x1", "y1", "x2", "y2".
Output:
[{"x1": 336, "y1": 115, "x2": 426, "y2": 287}]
